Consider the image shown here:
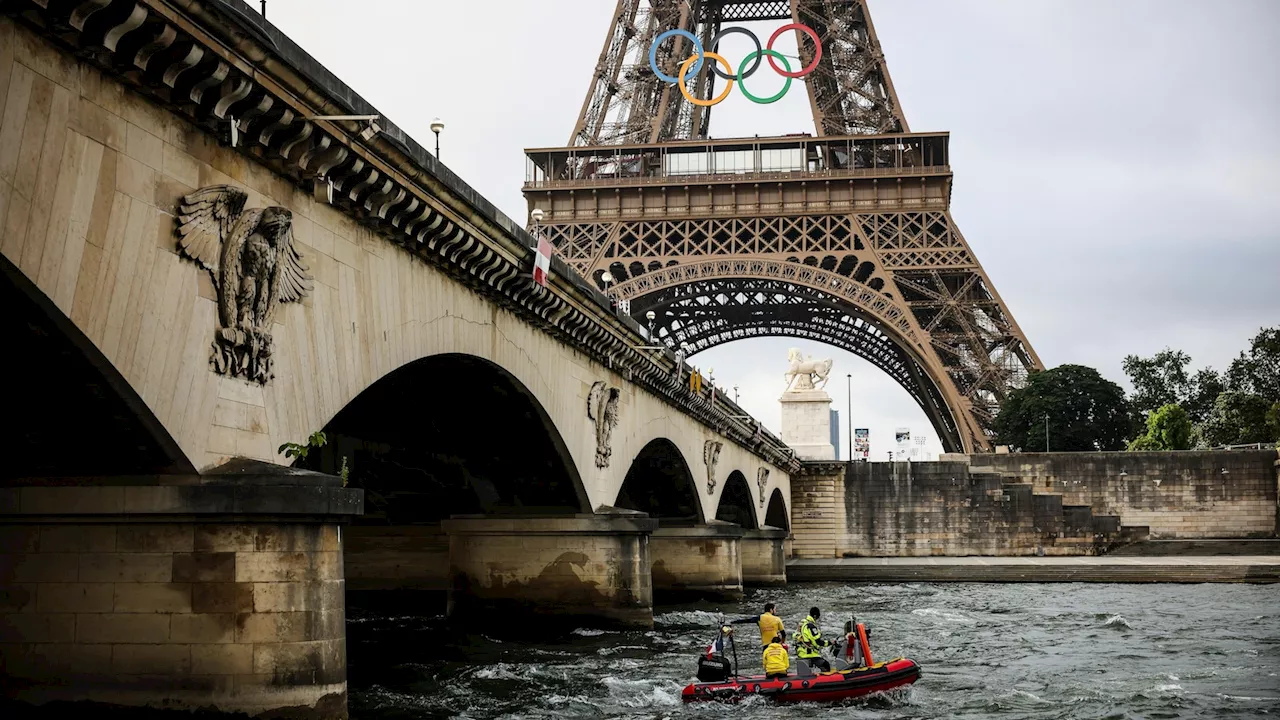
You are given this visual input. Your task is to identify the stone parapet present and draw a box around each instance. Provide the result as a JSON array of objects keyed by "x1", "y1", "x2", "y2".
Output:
[
  {"x1": 442, "y1": 513, "x2": 657, "y2": 630},
  {"x1": 1, "y1": 466, "x2": 362, "y2": 719},
  {"x1": 650, "y1": 522, "x2": 745, "y2": 601},
  {"x1": 740, "y1": 527, "x2": 787, "y2": 587}
]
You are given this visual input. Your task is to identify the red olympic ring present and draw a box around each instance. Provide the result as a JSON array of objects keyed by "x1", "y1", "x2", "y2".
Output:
[{"x1": 766, "y1": 23, "x2": 822, "y2": 78}]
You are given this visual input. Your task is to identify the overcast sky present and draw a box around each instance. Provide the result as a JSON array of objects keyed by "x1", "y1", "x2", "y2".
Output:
[{"x1": 264, "y1": 0, "x2": 1279, "y2": 459}]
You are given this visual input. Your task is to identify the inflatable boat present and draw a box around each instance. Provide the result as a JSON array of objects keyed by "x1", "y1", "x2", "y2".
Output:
[
  {"x1": 681, "y1": 657, "x2": 921, "y2": 703},
  {"x1": 681, "y1": 616, "x2": 920, "y2": 704}
]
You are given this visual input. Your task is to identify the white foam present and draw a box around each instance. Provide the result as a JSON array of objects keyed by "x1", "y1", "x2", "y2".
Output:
[
  {"x1": 571, "y1": 627, "x2": 611, "y2": 636},
  {"x1": 1103, "y1": 615, "x2": 1133, "y2": 629},
  {"x1": 911, "y1": 608, "x2": 976, "y2": 624}
]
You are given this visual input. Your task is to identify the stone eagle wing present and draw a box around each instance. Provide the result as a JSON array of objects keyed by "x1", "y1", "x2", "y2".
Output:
[
  {"x1": 175, "y1": 185, "x2": 248, "y2": 283},
  {"x1": 587, "y1": 381, "x2": 606, "y2": 422},
  {"x1": 264, "y1": 223, "x2": 314, "y2": 325}
]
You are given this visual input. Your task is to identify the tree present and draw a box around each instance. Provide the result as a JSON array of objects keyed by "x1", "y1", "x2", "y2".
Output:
[
  {"x1": 994, "y1": 364, "x2": 1132, "y2": 452},
  {"x1": 1185, "y1": 368, "x2": 1226, "y2": 424},
  {"x1": 1121, "y1": 349, "x2": 1222, "y2": 424},
  {"x1": 1199, "y1": 392, "x2": 1273, "y2": 447},
  {"x1": 1122, "y1": 349, "x2": 1190, "y2": 418},
  {"x1": 1266, "y1": 402, "x2": 1280, "y2": 446},
  {"x1": 1226, "y1": 327, "x2": 1280, "y2": 402},
  {"x1": 1127, "y1": 403, "x2": 1192, "y2": 451}
]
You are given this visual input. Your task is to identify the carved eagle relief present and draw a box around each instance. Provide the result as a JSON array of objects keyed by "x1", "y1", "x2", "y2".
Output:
[
  {"x1": 175, "y1": 185, "x2": 313, "y2": 384},
  {"x1": 587, "y1": 381, "x2": 621, "y2": 468}
]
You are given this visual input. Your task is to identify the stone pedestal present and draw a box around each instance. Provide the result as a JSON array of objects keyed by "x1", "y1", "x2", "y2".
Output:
[
  {"x1": 741, "y1": 526, "x2": 788, "y2": 586},
  {"x1": 442, "y1": 511, "x2": 657, "y2": 630},
  {"x1": 0, "y1": 461, "x2": 363, "y2": 719},
  {"x1": 780, "y1": 389, "x2": 836, "y2": 460},
  {"x1": 649, "y1": 521, "x2": 744, "y2": 602}
]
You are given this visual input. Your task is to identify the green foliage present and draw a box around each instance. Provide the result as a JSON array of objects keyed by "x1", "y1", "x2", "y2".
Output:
[
  {"x1": 1226, "y1": 327, "x2": 1280, "y2": 403},
  {"x1": 1127, "y1": 403, "x2": 1192, "y2": 451},
  {"x1": 339, "y1": 456, "x2": 350, "y2": 488},
  {"x1": 278, "y1": 431, "x2": 328, "y2": 461},
  {"x1": 1126, "y1": 435, "x2": 1161, "y2": 451},
  {"x1": 1122, "y1": 349, "x2": 1191, "y2": 418},
  {"x1": 1121, "y1": 349, "x2": 1222, "y2": 424},
  {"x1": 1199, "y1": 392, "x2": 1273, "y2": 447},
  {"x1": 1266, "y1": 402, "x2": 1280, "y2": 445},
  {"x1": 994, "y1": 364, "x2": 1131, "y2": 452}
]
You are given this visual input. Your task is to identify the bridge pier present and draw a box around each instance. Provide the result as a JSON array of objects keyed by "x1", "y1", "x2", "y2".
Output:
[
  {"x1": 442, "y1": 512, "x2": 657, "y2": 631},
  {"x1": 741, "y1": 527, "x2": 788, "y2": 587},
  {"x1": 344, "y1": 525, "x2": 449, "y2": 602},
  {"x1": 650, "y1": 522, "x2": 745, "y2": 602},
  {"x1": 0, "y1": 462, "x2": 362, "y2": 719}
]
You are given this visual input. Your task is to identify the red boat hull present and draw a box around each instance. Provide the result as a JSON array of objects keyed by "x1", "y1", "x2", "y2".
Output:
[{"x1": 681, "y1": 658, "x2": 921, "y2": 703}]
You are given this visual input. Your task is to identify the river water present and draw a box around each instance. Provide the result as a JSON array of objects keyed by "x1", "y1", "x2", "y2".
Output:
[{"x1": 347, "y1": 583, "x2": 1280, "y2": 719}]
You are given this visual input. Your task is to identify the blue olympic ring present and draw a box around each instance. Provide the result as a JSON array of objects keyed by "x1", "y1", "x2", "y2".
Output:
[{"x1": 649, "y1": 29, "x2": 704, "y2": 84}]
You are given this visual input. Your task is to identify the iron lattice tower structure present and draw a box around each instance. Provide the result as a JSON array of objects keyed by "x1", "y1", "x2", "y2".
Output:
[{"x1": 526, "y1": 0, "x2": 1042, "y2": 453}]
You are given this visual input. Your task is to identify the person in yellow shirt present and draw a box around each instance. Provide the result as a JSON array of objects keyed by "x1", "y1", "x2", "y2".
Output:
[
  {"x1": 730, "y1": 602, "x2": 786, "y2": 648},
  {"x1": 762, "y1": 633, "x2": 790, "y2": 679}
]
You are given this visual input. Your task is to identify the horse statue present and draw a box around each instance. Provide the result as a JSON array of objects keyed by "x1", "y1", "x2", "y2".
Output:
[{"x1": 784, "y1": 348, "x2": 834, "y2": 391}]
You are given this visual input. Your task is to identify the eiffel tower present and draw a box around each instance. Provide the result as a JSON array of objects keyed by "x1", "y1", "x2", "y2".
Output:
[{"x1": 523, "y1": 0, "x2": 1043, "y2": 453}]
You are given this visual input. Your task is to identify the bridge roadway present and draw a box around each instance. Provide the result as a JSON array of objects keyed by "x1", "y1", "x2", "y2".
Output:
[{"x1": 0, "y1": 2, "x2": 796, "y2": 717}]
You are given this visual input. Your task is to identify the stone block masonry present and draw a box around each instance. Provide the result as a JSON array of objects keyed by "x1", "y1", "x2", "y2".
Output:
[
  {"x1": 789, "y1": 451, "x2": 1277, "y2": 558},
  {"x1": 972, "y1": 451, "x2": 1278, "y2": 540},
  {"x1": 0, "y1": 463, "x2": 362, "y2": 719}
]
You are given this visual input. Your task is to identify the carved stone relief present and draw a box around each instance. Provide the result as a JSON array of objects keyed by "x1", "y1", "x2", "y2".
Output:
[
  {"x1": 175, "y1": 185, "x2": 313, "y2": 384},
  {"x1": 757, "y1": 467, "x2": 770, "y2": 508},
  {"x1": 703, "y1": 439, "x2": 723, "y2": 495},
  {"x1": 587, "y1": 381, "x2": 620, "y2": 468}
]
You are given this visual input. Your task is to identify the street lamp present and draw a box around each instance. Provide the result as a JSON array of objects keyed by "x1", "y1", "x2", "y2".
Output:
[
  {"x1": 846, "y1": 373, "x2": 852, "y2": 462},
  {"x1": 430, "y1": 117, "x2": 444, "y2": 159},
  {"x1": 645, "y1": 310, "x2": 656, "y2": 338},
  {"x1": 600, "y1": 271, "x2": 614, "y2": 295},
  {"x1": 1044, "y1": 412, "x2": 1049, "y2": 453},
  {"x1": 530, "y1": 207, "x2": 545, "y2": 225},
  {"x1": 733, "y1": 385, "x2": 739, "y2": 404}
]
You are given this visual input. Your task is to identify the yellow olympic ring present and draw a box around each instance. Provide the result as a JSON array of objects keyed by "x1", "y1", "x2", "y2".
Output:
[{"x1": 678, "y1": 52, "x2": 734, "y2": 107}]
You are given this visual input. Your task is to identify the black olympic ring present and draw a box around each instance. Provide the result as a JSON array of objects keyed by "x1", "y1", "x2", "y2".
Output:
[{"x1": 708, "y1": 27, "x2": 762, "y2": 82}]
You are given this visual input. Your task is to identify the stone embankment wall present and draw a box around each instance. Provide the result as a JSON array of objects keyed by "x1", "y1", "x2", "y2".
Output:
[
  {"x1": 790, "y1": 450, "x2": 1278, "y2": 558},
  {"x1": 971, "y1": 451, "x2": 1278, "y2": 540}
]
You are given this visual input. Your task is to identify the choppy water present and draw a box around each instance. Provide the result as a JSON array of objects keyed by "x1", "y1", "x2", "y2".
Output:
[{"x1": 348, "y1": 583, "x2": 1280, "y2": 719}]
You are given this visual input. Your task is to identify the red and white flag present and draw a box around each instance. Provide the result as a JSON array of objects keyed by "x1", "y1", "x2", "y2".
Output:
[{"x1": 533, "y1": 236, "x2": 554, "y2": 287}]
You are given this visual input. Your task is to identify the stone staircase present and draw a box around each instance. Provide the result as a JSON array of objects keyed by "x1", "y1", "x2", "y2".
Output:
[{"x1": 1001, "y1": 480, "x2": 1148, "y2": 555}]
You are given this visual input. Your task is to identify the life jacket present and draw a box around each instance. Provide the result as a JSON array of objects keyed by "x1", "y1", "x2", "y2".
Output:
[
  {"x1": 762, "y1": 642, "x2": 789, "y2": 675},
  {"x1": 793, "y1": 615, "x2": 826, "y2": 659},
  {"x1": 757, "y1": 612, "x2": 784, "y2": 646}
]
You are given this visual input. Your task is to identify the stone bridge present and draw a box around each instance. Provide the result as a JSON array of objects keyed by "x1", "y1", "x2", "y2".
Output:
[{"x1": 0, "y1": 2, "x2": 795, "y2": 717}]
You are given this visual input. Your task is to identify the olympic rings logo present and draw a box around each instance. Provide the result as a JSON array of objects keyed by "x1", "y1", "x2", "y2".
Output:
[{"x1": 648, "y1": 23, "x2": 822, "y2": 107}]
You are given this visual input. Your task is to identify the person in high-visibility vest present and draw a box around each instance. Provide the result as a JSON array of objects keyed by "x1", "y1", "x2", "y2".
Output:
[
  {"x1": 793, "y1": 606, "x2": 833, "y2": 672},
  {"x1": 762, "y1": 633, "x2": 790, "y2": 679},
  {"x1": 729, "y1": 602, "x2": 786, "y2": 648}
]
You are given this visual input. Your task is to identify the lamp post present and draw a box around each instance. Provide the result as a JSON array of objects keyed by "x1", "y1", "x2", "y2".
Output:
[
  {"x1": 430, "y1": 117, "x2": 444, "y2": 159},
  {"x1": 733, "y1": 385, "x2": 739, "y2": 404},
  {"x1": 600, "y1": 271, "x2": 614, "y2": 297},
  {"x1": 645, "y1": 310, "x2": 656, "y2": 339},
  {"x1": 846, "y1": 373, "x2": 852, "y2": 462},
  {"x1": 1044, "y1": 412, "x2": 1049, "y2": 453}
]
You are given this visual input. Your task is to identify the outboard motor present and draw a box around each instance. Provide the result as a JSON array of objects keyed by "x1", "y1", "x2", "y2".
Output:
[{"x1": 696, "y1": 653, "x2": 732, "y2": 682}]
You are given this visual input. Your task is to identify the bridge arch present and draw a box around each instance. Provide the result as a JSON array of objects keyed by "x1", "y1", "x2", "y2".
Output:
[
  {"x1": 764, "y1": 488, "x2": 790, "y2": 531},
  {"x1": 614, "y1": 438, "x2": 704, "y2": 525},
  {"x1": 0, "y1": 255, "x2": 195, "y2": 481},
  {"x1": 714, "y1": 470, "x2": 759, "y2": 529},
  {"x1": 298, "y1": 353, "x2": 589, "y2": 520},
  {"x1": 622, "y1": 272, "x2": 967, "y2": 452}
]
